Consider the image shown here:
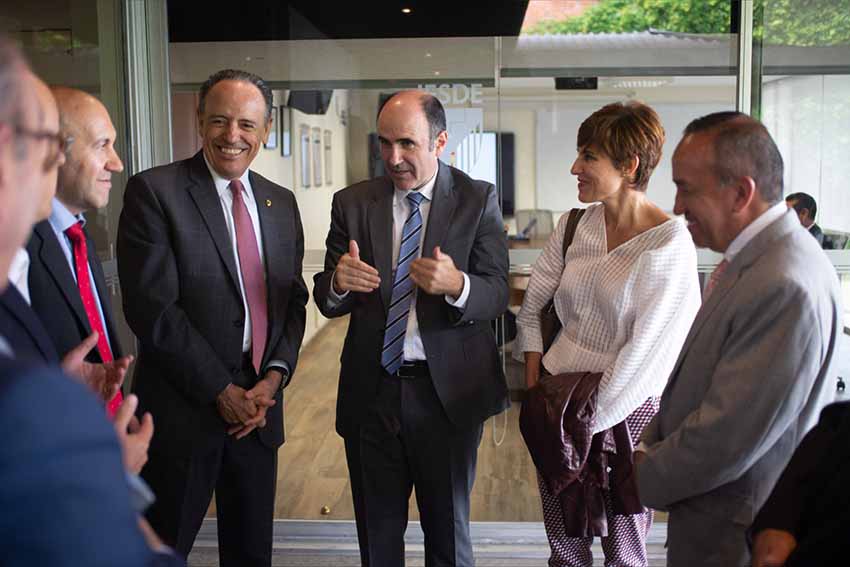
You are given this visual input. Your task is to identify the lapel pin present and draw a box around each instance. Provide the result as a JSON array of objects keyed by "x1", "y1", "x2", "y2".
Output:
[{"x1": 265, "y1": 199, "x2": 272, "y2": 207}]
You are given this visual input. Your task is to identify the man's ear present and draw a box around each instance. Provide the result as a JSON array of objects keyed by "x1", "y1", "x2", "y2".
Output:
[
  {"x1": 433, "y1": 130, "x2": 448, "y2": 156},
  {"x1": 262, "y1": 115, "x2": 273, "y2": 145},
  {"x1": 730, "y1": 176, "x2": 757, "y2": 213}
]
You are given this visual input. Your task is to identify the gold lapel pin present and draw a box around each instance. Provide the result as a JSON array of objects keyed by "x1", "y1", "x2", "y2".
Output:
[{"x1": 265, "y1": 199, "x2": 272, "y2": 207}]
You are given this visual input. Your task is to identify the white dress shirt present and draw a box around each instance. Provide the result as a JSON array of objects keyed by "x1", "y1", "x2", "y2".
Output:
[
  {"x1": 203, "y1": 157, "x2": 288, "y2": 378},
  {"x1": 8, "y1": 248, "x2": 30, "y2": 305},
  {"x1": 328, "y1": 171, "x2": 470, "y2": 362},
  {"x1": 203, "y1": 156, "x2": 265, "y2": 354},
  {"x1": 48, "y1": 198, "x2": 114, "y2": 350},
  {"x1": 723, "y1": 200, "x2": 788, "y2": 263}
]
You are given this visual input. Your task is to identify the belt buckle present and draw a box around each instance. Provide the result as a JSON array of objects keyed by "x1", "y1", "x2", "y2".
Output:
[{"x1": 396, "y1": 361, "x2": 417, "y2": 379}]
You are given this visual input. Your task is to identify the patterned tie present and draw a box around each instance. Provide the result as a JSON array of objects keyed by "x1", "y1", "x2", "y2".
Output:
[
  {"x1": 229, "y1": 179, "x2": 268, "y2": 374},
  {"x1": 65, "y1": 222, "x2": 122, "y2": 416},
  {"x1": 703, "y1": 259, "x2": 729, "y2": 300},
  {"x1": 381, "y1": 191, "x2": 426, "y2": 375}
]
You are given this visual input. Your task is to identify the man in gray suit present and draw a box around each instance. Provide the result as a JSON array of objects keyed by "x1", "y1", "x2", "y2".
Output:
[
  {"x1": 314, "y1": 90, "x2": 509, "y2": 566},
  {"x1": 635, "y1": 112, "x2": 842, "y2": 566}
]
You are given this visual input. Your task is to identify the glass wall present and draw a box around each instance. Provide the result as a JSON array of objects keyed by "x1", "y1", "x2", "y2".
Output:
[
  {"x1": 1, "y1": 0, "x2": 134, "y2": 359},
  {"x1": 166, "y1": 0, "x2": 739, "y2": 522}
]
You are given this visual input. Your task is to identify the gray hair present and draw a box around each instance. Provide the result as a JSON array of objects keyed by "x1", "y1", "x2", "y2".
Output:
[
  {"x1": 684, "y1": 111, "x2": 784, "y2": 204},
  {"x1": 198, "y1": 69, "x2": 274, "y2": 123}
]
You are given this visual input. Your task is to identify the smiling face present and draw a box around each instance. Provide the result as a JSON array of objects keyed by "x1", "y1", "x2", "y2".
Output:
[
  {"x1": 377, "y1": 92, "x2": 446, "y2": 191},
  {"x1": 570, "y1": 144, "x2": 629, "y2": 204},
  {"x1": 198, "y1": 79, "x2": 270, "y2": 180},
  {"x1": 56, "y1": 92, "x2": 123, "y2": 215},
  {"x1": 672, "y1": 132, "x2": 738, "y2": 252}
]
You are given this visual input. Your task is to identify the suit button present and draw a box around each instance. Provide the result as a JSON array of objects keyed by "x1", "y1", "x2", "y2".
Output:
[
  {"x1": 231, "y1": 367, "x2": 240, "y2": 374},
  {"x1": 233, "y1": 319, "x2": 243, "y2": 327}
]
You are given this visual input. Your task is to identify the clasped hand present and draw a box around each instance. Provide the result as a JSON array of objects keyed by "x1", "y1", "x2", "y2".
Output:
[
  {"x1": 334, "y1": 240, "x2": 463, "y2": 299},
  {"x1": 216, "y1": 375, "x2": 278, "y2": 440}
]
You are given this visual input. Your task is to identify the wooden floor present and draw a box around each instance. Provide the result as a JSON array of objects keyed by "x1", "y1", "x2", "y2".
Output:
[{"x1": 225, "y1": 316, "x2": 544, "y2": 522}]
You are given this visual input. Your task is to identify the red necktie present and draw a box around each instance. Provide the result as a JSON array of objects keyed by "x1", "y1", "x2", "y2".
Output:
[
  {"x1": 229, "y1": 180, "x2": 268, "y2": 374},
  {"x1": 703, "y1": 259, "x2": 729, "y2": 300},
  {"x1": 64, "y1": 222, "x2": 122, "y2": 416}
]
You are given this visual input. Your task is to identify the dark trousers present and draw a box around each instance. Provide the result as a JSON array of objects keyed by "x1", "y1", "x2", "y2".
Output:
[
  {"x1": 142, "y1": 358, "x2": 277, "y2": 567},
  {"x1": 345, "y1": 370, "x2": 484, "y2": 567}
]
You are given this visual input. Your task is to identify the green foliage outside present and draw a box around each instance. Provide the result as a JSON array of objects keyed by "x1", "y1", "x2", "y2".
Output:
[{"x1": 525, "y1": 0, "x2": 850, "y2": 47}]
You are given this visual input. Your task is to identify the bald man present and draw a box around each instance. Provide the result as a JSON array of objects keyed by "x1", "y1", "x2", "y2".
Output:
[
  {"x1": 25, "y1": 87, "x2": 129, "y2": 415},
  {"x1": 314, "y1": 90, "x2": 509, "y2": 566}
]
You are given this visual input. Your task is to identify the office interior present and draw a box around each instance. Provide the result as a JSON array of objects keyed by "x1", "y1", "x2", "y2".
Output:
[{"x1": 4, "y1": 0, "x2": 850, "y2": 544}]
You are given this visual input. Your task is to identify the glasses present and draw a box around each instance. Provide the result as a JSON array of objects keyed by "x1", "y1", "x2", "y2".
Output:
[{"x1": 13, "y1": 124, "x2": 73, "y2": 170}]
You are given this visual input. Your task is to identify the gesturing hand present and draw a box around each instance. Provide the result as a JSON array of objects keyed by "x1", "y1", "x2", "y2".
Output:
[
  {"x1": 333, "y1": 240, "x2": 381, "y2": 294},
  {"x1": 114, "y1": 394, "x2": 154, "y2": 474},
  {"x1": 61, "y1": 332, "x2": 133, "y2": 402},
  {"x1": 410, "y1": 246, "x2": 464, "y2": 298}
]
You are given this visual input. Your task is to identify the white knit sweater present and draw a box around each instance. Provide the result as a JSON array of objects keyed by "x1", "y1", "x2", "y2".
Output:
[{"x1": 515, "y1": 203, "x2": 701, "y2": 433}]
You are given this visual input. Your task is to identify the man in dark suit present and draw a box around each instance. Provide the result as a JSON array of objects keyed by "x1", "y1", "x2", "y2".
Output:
[
  {"x1": 785, "y1": 191, "x2": 825, "y2": 246},
  {"x1": 314, "y1": 90, "x2": 509, "y2": 566},
  {"x1": 118, "y1": 69, "x2": 308, "y2": 567},
  {"x1": 0, "y1": 35, "x2": 181, "y2": 567},
  {"x1": 25, "y1": 87, "x2": 130, "y2": 414},
  {"x1": 750, "y1": 401, "x2": 850, "y2": 566}
]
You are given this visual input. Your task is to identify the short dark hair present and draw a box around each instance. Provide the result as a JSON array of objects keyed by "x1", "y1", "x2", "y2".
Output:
[
  {"x1": 378, "y1": 91, "x2": 447, "y2": 149},
  {"x1": 786, "y1": 192, "x2": 817, "y2": 220},
  {"x1": 198, "y1": 69, "x2": 274, "y2": 123},
  {"x1": 683, "y1": 111, "x2": 784, "y2": 203},
  {"x1": 577, "y1": 101, "x2": 665, "y2": 192}
]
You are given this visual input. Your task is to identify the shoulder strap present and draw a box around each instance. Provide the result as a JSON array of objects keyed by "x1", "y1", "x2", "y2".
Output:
[{"x1": 561, "y1": 208, "x2": 586, "y2": 258}]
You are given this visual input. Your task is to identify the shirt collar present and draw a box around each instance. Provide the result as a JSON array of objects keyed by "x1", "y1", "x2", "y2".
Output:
[
  {"x1": 393, "y1": 169, "x2": 437, "y2": 205},
  {"x1": 48, "y1": 198, "x2": 85, "y2": 234},
  {"x1": 724, "y1": 200, "x2": 788, "y2": 262},
  {"x1": 203, "y1": 154, "x2": 253, "y2": 200}
]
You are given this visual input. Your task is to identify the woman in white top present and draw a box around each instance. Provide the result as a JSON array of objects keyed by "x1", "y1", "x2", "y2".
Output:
[{"x1": 515, "y1": 101, "x2": 702, "y2": 567}]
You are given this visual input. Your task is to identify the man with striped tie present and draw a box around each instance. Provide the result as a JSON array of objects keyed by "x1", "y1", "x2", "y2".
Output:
[{"x1": 315, "y1": 90, "x2": 509, "y2": 566}]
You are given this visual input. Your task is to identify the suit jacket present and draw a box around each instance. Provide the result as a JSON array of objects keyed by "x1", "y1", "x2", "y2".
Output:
[
  {"x1": 809, "y1": 222, "x2": 825, "y2": 246},
  {"x1": 26, "y1": 219, "x2": 124, "y2": 361},
  {"x1": 0, "y1": 359, "x2": 151, "y2": 567},
  {"x1": 636, "y1": 210, "x2": 842, "y2": 566},
  {"x1": 749, "y1": 401, "x2": 850, "y2": 565},
  {"x1": 0, "y1": 284, "x2": 58, "y2": 363},
  {"x1": 313, "y1": 162, "x2": 510, "y2": 436},
  {"x1": 117, "y1": 151, "x2": 308, "y2": 453}
]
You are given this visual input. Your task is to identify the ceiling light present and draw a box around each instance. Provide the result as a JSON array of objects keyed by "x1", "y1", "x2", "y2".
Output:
[
  {"x1": 401, "y1": 7, "x2": 412, "y2": 14},
  {"x1": 425, "y1": 52, "x2": 432, "y2": 58},
  {"x1": 434, "y1": 71, "x2": 440, "y2": 76}
]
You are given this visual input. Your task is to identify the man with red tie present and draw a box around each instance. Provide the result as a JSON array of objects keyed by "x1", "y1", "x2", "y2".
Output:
[
  {"x1": 26, "y1": 87, "x2": 131, "y2": 414},
  {"x1": 117, "y1": 69, "x2": 308, "y2": 567}
]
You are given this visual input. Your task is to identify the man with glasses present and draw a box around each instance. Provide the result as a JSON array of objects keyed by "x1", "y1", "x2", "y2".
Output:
[
  {"x1": 25, "y1": 86, "x2": 131, "y2": 415},
  {"x1": 0, "y1": 35, "x2": 175, "y2": 567}
]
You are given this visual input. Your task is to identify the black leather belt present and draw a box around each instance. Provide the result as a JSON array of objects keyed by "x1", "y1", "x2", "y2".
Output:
[{"x1": 394, "y1": 360, "x2": 430, "y2": 379}]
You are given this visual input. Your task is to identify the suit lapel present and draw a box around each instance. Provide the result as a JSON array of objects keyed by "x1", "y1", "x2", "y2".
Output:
[
  {"x1": 251, "y1": 173, "x2": 285, "y2": 362},
  {"x1": 0, "y1": 286, "x2": 57, "y2": 362},
  {"x1": 32, "y1": 222, "x2": 92, "y2": 335},
  {"x1": 665, "y1": 211, "x2": 800, "y2": 388},
  {"x1": 185, "y1": 152, "x2": 241, "y2": 292},
  {"x1": 421, "y1": 163, "x2": 457, "y2": 261},
  {"x1": 368, "y1": 179, "x2": 395, "y2": 313}
]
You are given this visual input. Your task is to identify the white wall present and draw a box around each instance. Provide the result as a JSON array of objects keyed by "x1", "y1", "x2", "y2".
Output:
[
  {"x1": 535, "y1": 100, "x2": 731, "y2": 214},
  {"x1": 762, "y1": 75, "x2": 850, "y2": 232},
  {"x1": 249, "y1": 90, "x2": 351, "y2": 344}
]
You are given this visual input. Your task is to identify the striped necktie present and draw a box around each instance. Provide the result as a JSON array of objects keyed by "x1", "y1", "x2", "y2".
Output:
[{"x1": 381, "y1": 191, "x2": 426, "y2": 375}]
